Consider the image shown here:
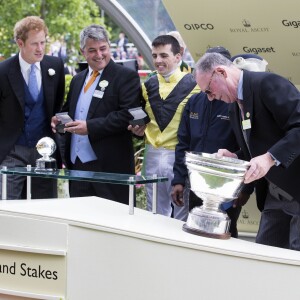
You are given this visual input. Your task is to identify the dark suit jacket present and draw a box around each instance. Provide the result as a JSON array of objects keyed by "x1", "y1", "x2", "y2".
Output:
[
  {"x1": 63, "y1": 59, "x2": 141, "y2": 178},
  {"x1": 116, "y1": 37, "x2": 129, "y2": 52},
  {"x1": 0, "y1": 54, "x2": 65, "y2": 164},
  {"x1": 229, "y1": 70, "x2": 300, "y2": 200}
]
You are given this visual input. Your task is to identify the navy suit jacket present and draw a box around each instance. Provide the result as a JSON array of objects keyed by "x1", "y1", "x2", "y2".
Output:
[
  {"x1": 63, "y1": 59, "x2": 141, "y2": 176},
  {"x1": 229, "y1": 70, "x2": 300, "y2": 199},
  {"x1": 0, "y1": 54, "x2": 65, "y2": 164},
  {"x1": 172, "y1": 92, "x2": 239, "y2": 186}
]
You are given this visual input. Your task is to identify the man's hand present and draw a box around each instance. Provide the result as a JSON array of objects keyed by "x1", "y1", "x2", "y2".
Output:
[
  {"x1": 51, "y1": 116, "x2": 59, "y2": 133},
  {"x1": 216, "y1": 149, "x2": 238, "y2": 158},
  {"x1": 64, "y1": 120, "x2": 88, "y2": 135},
  {"x1": 244, "y1": 153, "x2": 275, "y2": 184},
  {"x1": 127, "y1": 124, "x2": 146, "y2": 136},
  {"x1": 233, "y1": 192, "x2": 251, "y2": 207},
  {"x1": 171, "y1": 184, "x2": 184, "y2": 207}
]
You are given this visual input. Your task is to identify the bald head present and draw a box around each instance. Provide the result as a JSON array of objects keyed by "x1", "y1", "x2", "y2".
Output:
[
  {"x1": 194, "y1": 53, "x2": 241, "y2": 103},
  {"x1": 194, "y1": 53, "x2": 232, "y2": 74}
]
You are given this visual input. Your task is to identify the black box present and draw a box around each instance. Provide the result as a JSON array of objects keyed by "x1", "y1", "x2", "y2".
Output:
[{"x1": 128, "y1": 107, "x2": 150, "y2": 126}]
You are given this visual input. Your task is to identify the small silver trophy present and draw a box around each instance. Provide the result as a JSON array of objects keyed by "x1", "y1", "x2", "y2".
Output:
[
  {"x1": 183, "y1": 152, "x2": 250, "y2": 239},
  {"x1": 35, "y1": 137, "x2": 57, "y2": 171}
]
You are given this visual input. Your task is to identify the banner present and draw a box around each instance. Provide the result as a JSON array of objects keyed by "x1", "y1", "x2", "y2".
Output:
[
  {"x1": 163, "y1": 0, "x2": 300, "y2": 87},
  {"x1": 0, "y1": 249, "x2": 65, "y2": 298}
]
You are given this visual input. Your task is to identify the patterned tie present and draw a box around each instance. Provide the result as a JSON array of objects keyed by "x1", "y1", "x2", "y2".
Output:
[
  {"x1": 237, "y1": 100, "x2": 251, "y2": 154},
  {"x1": 84, "y1": 70, "x2": 99, "y2": 93},
  {"x1": 28, "y1": 64, "x2": 39, "y2": 101}
]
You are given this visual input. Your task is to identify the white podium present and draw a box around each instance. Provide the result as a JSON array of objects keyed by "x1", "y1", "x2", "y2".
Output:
[{"x1": 0, "y1": 197, "x2": 299, "y2": 300}]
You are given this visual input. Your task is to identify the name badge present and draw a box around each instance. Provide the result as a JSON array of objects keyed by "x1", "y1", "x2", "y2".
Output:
[
  {"x1": 242, "y1": 119, "x2": 251, "y2": 130},
  {"x1": 93, "y1": 90, "x2": 104, "y2": 99}
]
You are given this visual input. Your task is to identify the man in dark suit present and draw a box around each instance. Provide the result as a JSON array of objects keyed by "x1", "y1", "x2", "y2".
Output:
[
  {"x1": 194, "y1": 52, "x2": 300, "y2": 250},
  {"x1": 0, "y1": 16, "x2": 65, "y2": 199},
  {"x1": 51, "y1": 25, "x2": 141, "y2": 204},
  {"x1": 115, "y1": 31, "x2": 129, "y2": 55},
  {"x1": 171, "y1": 47, "x2": 252, "y2": 237}
]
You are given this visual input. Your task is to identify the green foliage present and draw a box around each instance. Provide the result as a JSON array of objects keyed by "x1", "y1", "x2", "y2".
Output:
[
  {"x1": 64, "y1": 74, "x2": 73, "y2": 103},
  {"x1": 133, "y1": 136, "x2": 146, "y2": 209},
  {"x1": 0, "y1": 0, "x2": 104, "y2": 61},
  {"x1": 136, "y1": 185, "x2": 147, "y2": 209},
  {"x1": 133, "y1": 136, "x2": 145, "y2": 154}
]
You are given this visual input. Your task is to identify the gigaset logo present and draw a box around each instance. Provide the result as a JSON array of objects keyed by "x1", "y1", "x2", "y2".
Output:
[
  {"x1": 243, "y1": 46, "x2": 276, "y2": 54},
  {"x1": 184, "y1": 23, "x2": 214, "y2": 30},
  {"x1": 282, "y1": 20, "x2": 300, "y2": 28}
]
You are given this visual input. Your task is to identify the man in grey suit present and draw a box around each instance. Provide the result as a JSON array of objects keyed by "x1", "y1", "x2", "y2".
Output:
[
  {"x1": 194, "y1": 53, "x2": 300, "y2": 251},
  {"x1": 51, "y1": 25, "x2": 141, "y2": 204},
  {"x1": 0, "y1": 16, "x2": 65, "y2": 199}
]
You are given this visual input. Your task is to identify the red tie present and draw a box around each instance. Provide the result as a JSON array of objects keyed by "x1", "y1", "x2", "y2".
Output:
[{"x1": 84, "y1": 70, "x2": 99, "y2": 93}]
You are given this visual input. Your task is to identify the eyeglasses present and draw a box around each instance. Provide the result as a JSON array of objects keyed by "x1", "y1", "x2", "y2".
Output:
[{"x1": 204, "y1": 71, "x2": 216, "y2": 95}]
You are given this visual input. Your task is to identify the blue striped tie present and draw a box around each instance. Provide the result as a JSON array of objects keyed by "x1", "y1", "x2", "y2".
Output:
[{"x1": 28, "y1": 64, "x2": 39, "y2": 101}]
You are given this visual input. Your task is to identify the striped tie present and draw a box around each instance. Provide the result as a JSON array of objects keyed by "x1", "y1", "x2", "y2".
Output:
[{"x1": 84, "y1": 70, "x2": 99, "y2": 93}]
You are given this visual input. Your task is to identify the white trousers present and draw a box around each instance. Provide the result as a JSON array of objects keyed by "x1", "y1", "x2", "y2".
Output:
[{"x1": 144, "y1": 145, "x2": 189, "y2": 221}]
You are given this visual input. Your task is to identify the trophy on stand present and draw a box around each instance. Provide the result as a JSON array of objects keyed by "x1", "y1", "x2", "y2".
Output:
[
  {"x1": 183, "y1": 152, "x2": 250, "y2": 239},
  {"x1": 35, "y1": 137, "x2": 57, "y2": 171}
]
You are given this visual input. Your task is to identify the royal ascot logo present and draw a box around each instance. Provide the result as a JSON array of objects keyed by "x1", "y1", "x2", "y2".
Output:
[
  {"x1": 242, "y1": 19, "x2": 251, "y2": 27},
  {"x1": 238, "y1": 208, "x2": 259, "y2": 226},
  {"x1": 282, "y1": 19, "x2": 300, "y2": 28},
  {"x1": 195, "y1": 45, "x2": 216, "y2": 58},
  {"x1": 229, "y1": 19, "x2": 269, "y2": 33},
  {"x1": 242, "y1": 209, "x2": 249, "y2": 219},
  {"x1": 184, "y1": 23, "x2": 214, "y2": 31},
  {"x1": 242, "y1": 46, "x2": 276, "y2": 55}
]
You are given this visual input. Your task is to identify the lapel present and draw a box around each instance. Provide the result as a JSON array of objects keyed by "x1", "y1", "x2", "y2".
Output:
[
  {"x1": 87, "y1": 59, "x2": 116, "y2": 119},
  {"x1": 242, "y1": 70, "x2": 254, "y2": 143},
  {"x1": 230, "y1": 102, "x2": 251, "y2": 158},
  {"x1": 7, "y1": 55, "x2": 25, "y2": 111},
  {"x1": 41, "y1": 56, "x2": 56, "y2": 115},
  {"x1": 70, "y1": 69, "x2": 88, "y2": 118}
]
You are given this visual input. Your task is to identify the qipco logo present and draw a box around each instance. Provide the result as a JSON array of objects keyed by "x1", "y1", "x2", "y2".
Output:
[
  {"x1": 282, "y1": 20, "x2": 300, "y2": 28},
  {"x1": 184, "y1": 23, "x2": 214, "y2": 30}
]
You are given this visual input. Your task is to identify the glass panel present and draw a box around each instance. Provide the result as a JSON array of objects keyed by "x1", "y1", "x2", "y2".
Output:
[
  {"x1": 114, "y1": 0, "x2": 194, "y2": 65},
  {"x1": 116, "y1": 0, "x2": 176, "y2": 41},
  {"x1": 1, "y1": 167, "x2": 168, "y2": 185}
]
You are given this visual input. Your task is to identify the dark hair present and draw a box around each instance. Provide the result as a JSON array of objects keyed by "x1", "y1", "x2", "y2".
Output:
[{"x1": 152, "y1": 35, "x2": 181, "y2": 56}]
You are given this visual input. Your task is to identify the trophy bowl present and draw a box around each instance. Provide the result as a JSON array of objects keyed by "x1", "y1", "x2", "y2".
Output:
[
  {"x1": 35, "y1": 137, "x2": 57, "y2": 171},
  {"x1": 183, "y1": 151, "x2": 250, "y2": 239}
]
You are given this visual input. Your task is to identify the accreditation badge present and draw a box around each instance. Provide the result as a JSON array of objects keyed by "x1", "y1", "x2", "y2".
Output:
[
  {"x1": 93, "y1": 90, "x2": 104, "y2": 99},
  {"x1": 242, "y1": 119, "x2": 251, "y2": 130}
]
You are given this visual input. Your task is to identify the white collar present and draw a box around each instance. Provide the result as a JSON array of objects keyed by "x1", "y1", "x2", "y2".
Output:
[{"x1": 19, "y1": 53, "x2": 41, "y2": 73}]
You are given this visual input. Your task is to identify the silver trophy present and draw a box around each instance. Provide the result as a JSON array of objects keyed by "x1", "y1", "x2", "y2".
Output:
[
  {"x1": 183, "y1": 152, "x2": 250, "y2": 239},
  {"x1": 35, "y1": 137, "x2": 57, "y2": 171}
]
